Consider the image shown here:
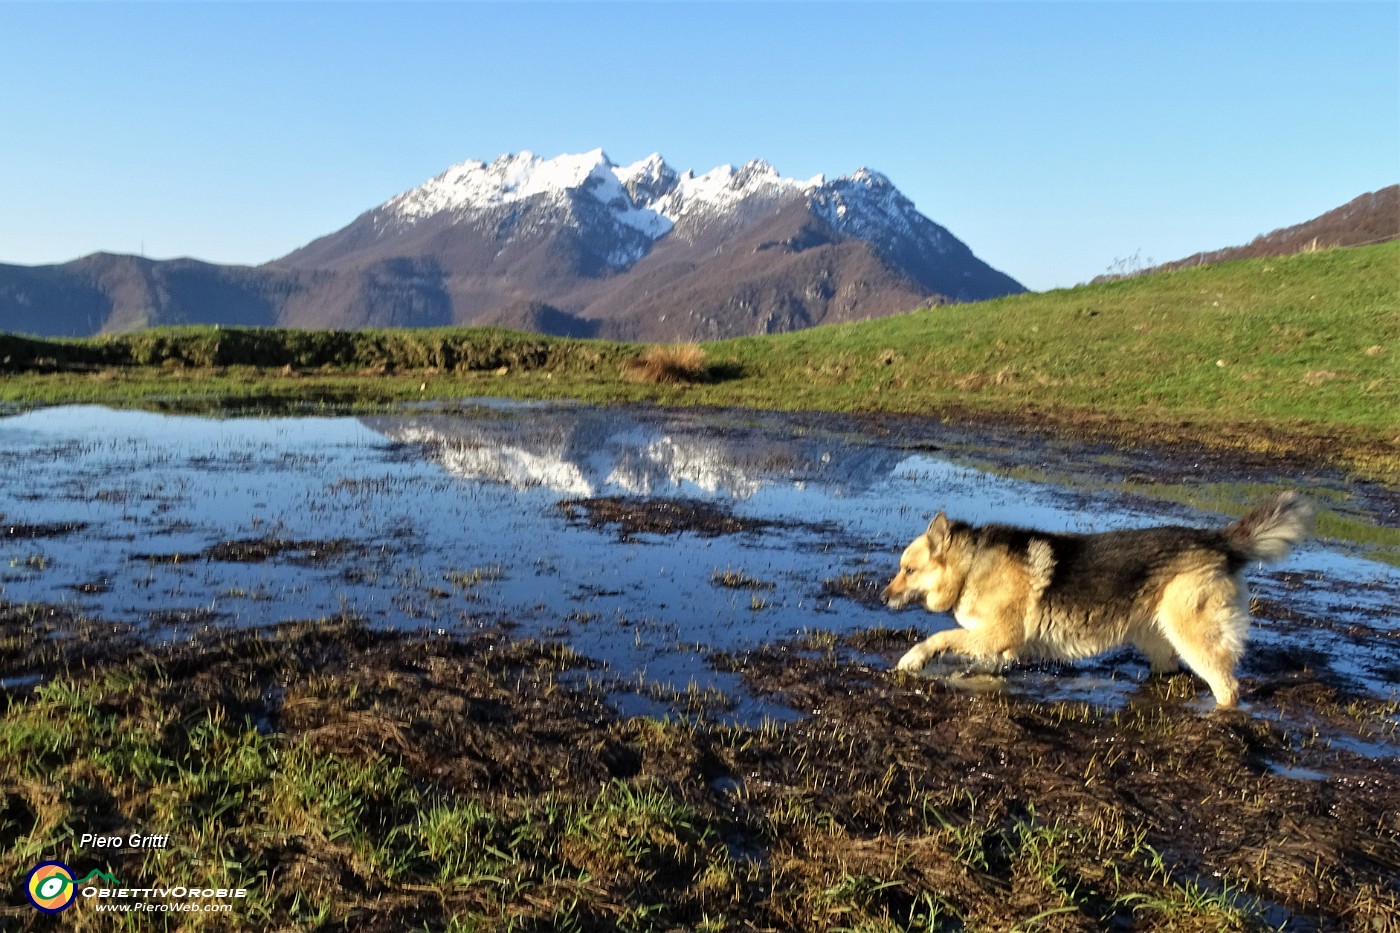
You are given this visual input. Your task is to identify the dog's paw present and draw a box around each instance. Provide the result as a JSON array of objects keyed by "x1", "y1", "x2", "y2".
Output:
[{"x1": 896, "y1": 648, "x2": 929, "y2": 673}]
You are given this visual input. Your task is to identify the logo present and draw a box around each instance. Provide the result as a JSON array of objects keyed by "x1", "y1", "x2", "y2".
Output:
[
  {"x1": 26, "y1": 861, "x2": 77, "y2": 913},
  {"x1": 25, "y1": 862, "x2": 122, "y2": 913}
]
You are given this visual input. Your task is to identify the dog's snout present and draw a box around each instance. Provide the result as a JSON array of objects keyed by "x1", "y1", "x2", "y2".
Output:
[{"x1": 880, "y1": 581, "x2": 905, "y2": 608}]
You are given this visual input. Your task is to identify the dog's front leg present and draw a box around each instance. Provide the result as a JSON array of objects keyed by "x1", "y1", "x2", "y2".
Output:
[
  {"x1": 896, "y1": 627, "x2": 980, "y2": 671},
  {"x1": 896, "y1": 629, "x2": 961, "y2": 672},
  {"x1": 897, "y1": 621, "x2": 1021, "y2": 673}
]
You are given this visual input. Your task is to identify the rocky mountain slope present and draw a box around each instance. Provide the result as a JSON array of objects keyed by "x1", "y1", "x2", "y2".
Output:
[{"x1": 1, "y1": 150, "x2": 1026, "y2": 339}]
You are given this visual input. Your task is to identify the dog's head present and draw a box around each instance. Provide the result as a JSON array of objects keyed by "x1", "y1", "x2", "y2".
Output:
[{"x1": 882, "y1": 512, "x2": 968, "y2": 613}]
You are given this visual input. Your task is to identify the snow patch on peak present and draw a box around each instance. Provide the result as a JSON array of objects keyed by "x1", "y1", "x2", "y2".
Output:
[
  {"x1": 845, "y1": 167, "x2": 892, "y2": 187},
  {"x1": 616, "y1": 152, "x2": 669, "y2": 185},
  {"x1": 583, "y1": 172, "x2": 674, "y2": 241},
  {"x1": 612, "y1": 154, "x2": 681, "y2": 231},
  {"x1": 385, "y1": 149, "x2": 834, "y2": 230},
  {"x1": 387, "y1": 149, "x2": 620, "y2": 221},
  {"x1": 810, "y1": 168, "x2": 945, "y2": 253},
  {"x1": 379, "y1": 149, "x2": 943, "y2": 266},
  {"x1": 651, "y1": 160, "x2": 819, "y2": 224}
]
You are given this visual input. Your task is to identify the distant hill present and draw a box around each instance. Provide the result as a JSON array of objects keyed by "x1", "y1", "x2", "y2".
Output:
[
  {"x1": 1101, "y1": 185, "x2": 1398, "y2": 281},
  {"x1": 0, "y1": 150, "x2": 1024, "y2": 340}
]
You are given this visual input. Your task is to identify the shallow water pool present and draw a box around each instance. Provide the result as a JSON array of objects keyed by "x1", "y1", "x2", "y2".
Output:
[{"x1": 2, "y1": 401, "x2": 1396, "y2": 734}]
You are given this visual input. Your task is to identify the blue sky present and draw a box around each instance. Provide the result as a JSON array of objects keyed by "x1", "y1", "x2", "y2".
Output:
[{"x1": 1, "y1": 2, "x2": 1395, "y2": 291}]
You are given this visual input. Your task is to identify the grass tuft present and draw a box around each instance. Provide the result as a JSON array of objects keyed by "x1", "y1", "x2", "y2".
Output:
[{"x1": 622, "y1": 343, "x2": 709, "y2": 385}]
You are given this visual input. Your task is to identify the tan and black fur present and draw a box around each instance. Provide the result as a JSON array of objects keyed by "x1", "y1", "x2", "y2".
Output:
[{"x1": 882, "y1": 492, "x2": 1314, "y2": 708}]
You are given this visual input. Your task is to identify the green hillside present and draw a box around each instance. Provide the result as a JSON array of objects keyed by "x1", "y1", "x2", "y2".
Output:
[
  {"x1": 3, "y1": 241, "x2": 1397, "y2": 473},
  {"x1": 742, "y1": 240, "x2": 1397, "y2": 428}
]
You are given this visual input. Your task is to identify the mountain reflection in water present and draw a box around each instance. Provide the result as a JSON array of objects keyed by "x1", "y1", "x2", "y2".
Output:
[{"x1": 360, "y1": 407, "x2": 906, "y2": 499}]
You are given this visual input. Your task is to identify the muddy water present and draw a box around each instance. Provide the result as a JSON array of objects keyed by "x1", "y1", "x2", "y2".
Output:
[{"x1": 2, "y1": 402, "x2": 1396, "y2": 739}]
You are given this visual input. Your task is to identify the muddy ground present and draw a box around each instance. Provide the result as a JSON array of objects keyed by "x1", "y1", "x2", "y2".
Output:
[{"x1": 2, "y1": 601, "x2": 1397, "y2": 932}]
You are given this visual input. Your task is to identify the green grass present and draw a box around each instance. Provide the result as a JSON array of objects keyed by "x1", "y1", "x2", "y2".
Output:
[
  {"x1": 703, "y1": 241, "x2": 1398, "y2": 475},
  {"x1": 749, "y1": 240, "x2": 1397, "y2": 428},
  {"x1": 2, "y1": 242, "x2": 1397, "y2": 475}
]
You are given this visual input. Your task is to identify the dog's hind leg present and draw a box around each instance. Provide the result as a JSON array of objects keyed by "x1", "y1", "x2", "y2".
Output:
[
  {"x1": 1132, "y1": 627, "x2": 1182, "y2": 676},
  {"x1": 1156, "y1": 573, "x2": 1249, "y2": 709},
  {"x1": 1170, "y1": 635, "x2": 1241, "y2": 708}
]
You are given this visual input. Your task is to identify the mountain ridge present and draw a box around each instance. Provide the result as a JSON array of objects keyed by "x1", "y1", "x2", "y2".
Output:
[{"x1": 5, "y1": 149, "x2": 1026, "y2": 339}]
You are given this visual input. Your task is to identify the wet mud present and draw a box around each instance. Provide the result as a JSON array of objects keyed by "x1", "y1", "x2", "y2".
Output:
[
  {"x1": 3, "y1": 618, "x2": 1396, "y2": 931},
  {"x1": 133, "y1": 536, "x2": 360, "y2": 566},
  {"x1": 558, "y1": 496, "x2": 786, "y2": 540},
  {"x1": 820, "y1": 570, "x2": 887, "y2": 609},
  {"x1": 1, "y1": 521, "x2": 88, "y2": 540},
  {"x1": 0, "y1": 601, "x2": 141, "y2": 690}
]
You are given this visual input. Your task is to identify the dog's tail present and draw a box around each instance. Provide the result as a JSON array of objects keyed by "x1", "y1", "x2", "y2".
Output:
[{"x1": 1223, "y1": 491, "x2": 1315, "y2": 563}]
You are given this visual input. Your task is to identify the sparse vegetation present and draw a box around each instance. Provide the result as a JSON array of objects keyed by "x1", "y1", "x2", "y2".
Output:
[
  {"x1": 821, "y1": 571, "x2": 885, "y2": 607},
  {"x1": 444, "y1": 564, "x2": 506, "y2": 591},
  {"x1": 710, "y1": 567, "x2": 776, "y2": 590}
]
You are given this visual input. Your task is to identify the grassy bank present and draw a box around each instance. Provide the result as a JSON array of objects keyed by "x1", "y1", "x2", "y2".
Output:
[
  {"x1": 3, "y1": 613, "x2": 1396, "y2": 931},
  {"x1": 1, "y1": 242, "x2": 1397, "y2": 476}
]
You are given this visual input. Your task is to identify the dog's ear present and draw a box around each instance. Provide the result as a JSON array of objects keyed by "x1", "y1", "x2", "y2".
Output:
[{"x1": 925, "y1": 512, "x2": 951, "y2": 554}]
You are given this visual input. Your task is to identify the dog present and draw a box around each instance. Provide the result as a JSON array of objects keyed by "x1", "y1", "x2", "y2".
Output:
[{"x1": 881, "y1": 492, "x2": 1315, "y2": 708}]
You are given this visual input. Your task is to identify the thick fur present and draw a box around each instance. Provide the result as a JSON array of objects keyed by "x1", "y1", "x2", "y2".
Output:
[{"x1": 882, "y1": 492, "x2": 1314, "y2": 708}]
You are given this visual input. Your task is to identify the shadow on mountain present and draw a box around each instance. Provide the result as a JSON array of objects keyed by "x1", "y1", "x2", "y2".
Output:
[{"x1": 472, "y1": 301, "x2": 600, "y2": 338}]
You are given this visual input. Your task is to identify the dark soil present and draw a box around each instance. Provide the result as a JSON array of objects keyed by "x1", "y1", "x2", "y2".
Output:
[
  {"x1": 559, "y1": 496, "x2": 783, "y2": 540},
  {"x1": 846, "y1": 407, "x2": 1400, "y2": 521},
  {"x1": 1, "y1": 521, "x2": 88, "y2": 539},
  {"x1": 0, "y1": 601, "x2": 142, "y2": 684},
  {"x1": 722, "y1": 641, "x2": 1400, "y2": 931},
  {"x1": 820, "y1": 570, "x2": 886, "y2": 609},
  {"x1": 2, "y1": 613, "x2": 1396, "y2": 931},
  {"x1": 132, "y1": 536, "x2": 360, "y2": 566}
]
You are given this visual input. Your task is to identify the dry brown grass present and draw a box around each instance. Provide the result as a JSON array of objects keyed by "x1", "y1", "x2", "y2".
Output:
[{"x1": 622, "y1": 343, "x2": 709, "y2": 384}]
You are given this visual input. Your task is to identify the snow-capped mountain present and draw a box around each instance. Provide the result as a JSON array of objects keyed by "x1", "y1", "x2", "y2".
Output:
[
  {"x1": 317, "y1": 150, "x2": 977, "y2": 277},
  {"x1": 273, "y1": 149, "x2": 1024, "y2": 338},
  {"x1": 378, "y1": 149, "x2": 817, "y2": 244},
  {"x1": 375, "y1": 150, "x2": 676, "y2": 267},
  {"x1": 285, "y1": 149, "x2": 833, "y2": 274},
  {"x1": 0, "y1": 149, "x2": 1025, "y2": 340}
]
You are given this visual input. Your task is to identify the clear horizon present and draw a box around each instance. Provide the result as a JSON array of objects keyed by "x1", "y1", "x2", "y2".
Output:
[{"x1": 0, "y1": 1, "x2": 1395, "y2": 292}]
